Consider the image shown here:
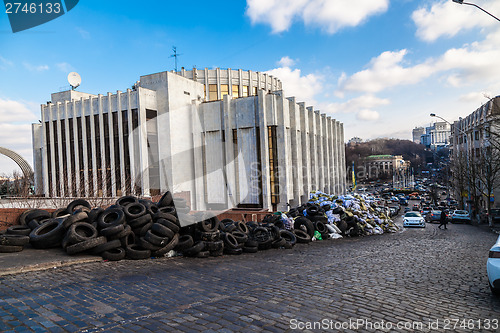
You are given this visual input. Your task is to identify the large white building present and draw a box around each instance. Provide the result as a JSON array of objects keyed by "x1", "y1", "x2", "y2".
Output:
[
  {"x1": 420, "y1": 121, "x2": 451, "y2": 150},
  {"x1": 32, "y1": 68, "x2": 347, "y2": 211}
]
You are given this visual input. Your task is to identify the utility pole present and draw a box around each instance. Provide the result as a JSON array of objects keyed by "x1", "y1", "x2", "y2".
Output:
[{"x1": 170, "y1": 46, "x2": 182, "y2": 72}]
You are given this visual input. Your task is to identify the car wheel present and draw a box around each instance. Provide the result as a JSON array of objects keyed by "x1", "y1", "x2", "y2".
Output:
[{"x1": 490, "y1": 283, "x2": 500, "y2": 297}]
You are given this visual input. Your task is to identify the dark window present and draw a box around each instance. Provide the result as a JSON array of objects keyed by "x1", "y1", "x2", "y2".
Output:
[
  {"x1": 268, "y1": 126, "x2": 279, "y2": 210},
  {"x1": 60, "y1": 119, "x2": 68, "y2": 196},
  {"x1": 53, "y1": 121, "x2": 60, "y2": 197},
  {"x1": 69, "y1": 118, "x2": 76, "y2": 196},
  {"x1": 77, "y1": 117, "x2": 84, "y2": 196},
  {"x1": 146, "y1": 109, "x2": 159, "y2": 196}
]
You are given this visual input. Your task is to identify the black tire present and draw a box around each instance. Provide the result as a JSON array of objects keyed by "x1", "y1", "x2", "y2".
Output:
[
  {"x1": 224, "y1": 224, "x2": 237, "y2": 233},
  {"x1": 66, "y1": 199, "x2": 91, "y2": 214},
  {"x1": 116, "y1": 195, "x2": 138, "y2": 207},
  {"x1": 91, "y1": 239, "x2": 122, "y2": 255},
  {"x1": 198, "y1": 216, "x2": 220, "y2": 232},
  {"x1": 175, "y1": 235, "x2": 194, "y2": 251},
  {"x1": 205, "y1": 240, "x2": 224, "y2": 251},
  {"x1": 314, "y1": 221, "x2": 328, "y2": 234},
  {"x1": 27, "y1": 219, "x2": 41, "y2": 230},
  {"x1": 151, "y1": 234, "x2": 180, "y2": 257},
  {"x1": 124, "y1": 203, "x2": 147, "y2": 220},
  {"x1": 63, "y1": 211, "x2": 89, "y2": 229},
  {"x1": 128, "y1": 214, "x2": 152, "y2": 229},
  {"x1": 151, "y1": 223, "x2": 175, "y2": 239},
  {"x1": 30, "y1": 219, "x2": 66, "y2": 249},
  {"x1": 294, "y1": 217, "x2": 315, "y2": 238},
  {"x1": 157, "y1": 191, "x2": 173, "y2": 208},
  {"x1": 182, "y1": 241, "x2": 205, "y2": 256},
  {"x1": 293, "y1": 229, "x2": 312, "y2": 243},
  {"x1": 52, "y1": 208, "x2": 69, "y2": 218},
  {"x1": 135, "y1": 222, "x2": 153, "y2": 237},
  {"x1": 98, "y1": 208, "x2": 125, "y2": 229},
  {"x1": 88, "y1": 208, "x2": 104, "y2": 223},
  {"x1": 224, "y1": 247, "x2": 243, "y2": 255},
  {"x1": 0, "y1": 244, "x2": 24, "y2": 253},
  {"x1": 101, "y1": 247, "x2": 126, "y2": 261},
  {"x1": 244, "y1": 239, "x2": 259, "y2": 248},
  {"x1": 196, "y1": 231, "x2": 220, "y2": 242},
  {"x1": 271, "y1": 237, "x2": 287, "y2": 248},
  {"x1": 210, "y1": 248, "x2": 224, "y2": 257},
  {"x1": 67, "y1": 222, "x2": 98, "y2": 244},
  {"x1": 222, "y1": 232, "x2": 239, "y2": 250},
  {"x1": 66, "y1": 236, "x2": 106, "y2": 255},
  {"x1": 125, "y1": 244, "x2": 151, "y2": 260},
  {"x1": 243, "y1": 246, "x2": 258, "y2": 253},
  {"x1": 137, "y1": 237, "x2": 162, "y2": 251},
  {"x1": 231, "y1": 231, "x2": 248, "y2": 244},
  {"x1": 279, "y1": 229, "x2": 296, "y2": 247},
  {"x1": 235, "y1": 221, "x2": 249, "y2": 234},
  {"x1": 19, "y1": 209, "x2": 36, "y2": 226},
  {"x1": 195, "y1": 250, "x2": 210, "y2": 258},
  {"x1": 157, "y1": 206, "x2": 177, "y2": 217},
  {"x1": 144, "y1": 230, "x2": 169, "y2": 247},
  {"x1": 6, "y1": 225, "x2": 31, "y2": 236},
  {"x1": 100, "y1": 223, "x2": 125, "y2": 237},
  {"x1": 25, "y1": 209, "x2": 51, "y2": 225},
  {"x1": 120, "y1": 232, "x2": 136, "y2": 248},
  {"x1": 490, "y1": 283, "x2": 500, "y2": 297},
  {"x1": 0, "y1": 234, "x2": 30, "y2": 246},
  {"x1": 108, "y1": 224, "x2": 132, "y2": 240},
  {"x1": 306, "y1": 205, "x2": 320, "y2": 217},
  {"x1": 156, "y1": 218, "x2": 180, "y2": 234}
]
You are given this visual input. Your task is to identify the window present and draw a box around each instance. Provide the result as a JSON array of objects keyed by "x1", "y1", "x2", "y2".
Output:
[
  {"x1": 221, "y1": 84, "x2": 229, "y2": 98},
  {"x1": 242, "y1": 86, "x2": 249, "y2": 97},
  {"x1": 208, "y1": 84, "x2": 217, "y2": 101},
  {"x1": 268, "y1": 126, "x2": 279, "y2": 210},
  {"x1": 232, "y1": 85, "x2": 239, "y2": 99},
  {"x1": 475, "y1": 131, "x2": 480, "y2": 140},
  {"x1": 253, "y1": 87, "x2": 258, "y2": 96}
]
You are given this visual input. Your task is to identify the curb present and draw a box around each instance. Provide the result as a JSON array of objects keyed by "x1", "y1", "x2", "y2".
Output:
[{"x1": 0, "y1": 257, "x2": 102, "y2": 277}]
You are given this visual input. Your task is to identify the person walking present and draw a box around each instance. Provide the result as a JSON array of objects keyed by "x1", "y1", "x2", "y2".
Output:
[{"x1": 438, "y1": 210, "x2": 448, "y2": 229}]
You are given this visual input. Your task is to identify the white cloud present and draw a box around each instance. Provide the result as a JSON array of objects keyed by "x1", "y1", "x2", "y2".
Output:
[
  {"x1": 277, "y1": 56, "x2": 296, "y2": 67},
  {"x1": 356, "y1": 109, "x2": 380, "y2": 121},
  {"x1": 23, "y1": 62, "x2": 49, "y2": 72},
  {"x1": 412, "y1": 0, "x2": 500, "y2": 42},
  {"x1": 76, "y1": 27, "x2": 91, "y2": 39},
  {"x1": 246, "y1": 0, "x2": 389, "y2": 34},
  {"x1": 0, "y1": 98, "x2": 38, "y2": 123},
  {"x1": 337, "y1": 49, "x2": 434, "y2": 94},
  {"x1": 459, "y1": 91, "x2": 493, "y2": 104},
  {"x1": 265, "y1": 66, "x2": 323, "y2": 102},
  {"x1": 0, "y1": 56, "x2": 14, "y2": 70},
  {"x1": 56, "y1": 62, "x2": 74, "y2": 73}
]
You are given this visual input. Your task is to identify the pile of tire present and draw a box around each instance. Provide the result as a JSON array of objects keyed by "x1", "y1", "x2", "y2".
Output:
[
  {"x1": 0, "y1": 225, "x2": 31, "y2": 253},
  {"x1": 288, "y1": 203, "x2": 351, "y2": 238}
]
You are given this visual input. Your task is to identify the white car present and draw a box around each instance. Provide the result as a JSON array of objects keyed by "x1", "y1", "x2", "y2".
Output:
[
  {"x1": 451, "y1": 210, "x2": 471, "y2": 224},
  {"x1": 487, "y1": 235, "x2": 500, "y2": 296},
  {"x1": 403, "y1": 212, "x2": 425, "y2": 228}
]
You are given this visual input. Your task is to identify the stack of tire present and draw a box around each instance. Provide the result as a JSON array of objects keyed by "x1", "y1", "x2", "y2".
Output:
[
  {"x1": 302, "y1": 203, "x2": 331, "y2": 240},
  {"x1": 0, "y1": 224, "x2": 31, "y2": 253},
  {"x1": 175, "y1": 213, "x2": 223, "y2": 258}
]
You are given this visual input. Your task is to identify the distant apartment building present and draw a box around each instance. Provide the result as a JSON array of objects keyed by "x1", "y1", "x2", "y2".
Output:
[
  {"x1": 412, "y1": 127, "x2": 425, "y2": 144},
  {"x1": 450, "y1": 96, "x2": 500, "y2": 210}
]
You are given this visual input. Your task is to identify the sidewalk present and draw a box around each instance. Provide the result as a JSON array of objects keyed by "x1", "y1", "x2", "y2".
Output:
[
  {"x1": 471, "y1": 220, "x2": 500, "y2": 235},
  {"x1": 0, "y1": 245, "x2": 101, "y2": 277}
]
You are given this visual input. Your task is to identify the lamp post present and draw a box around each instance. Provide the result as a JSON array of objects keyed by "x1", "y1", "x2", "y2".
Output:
[
  {"x1": 430, "y1": 113, "x2": 472, "y2": 217},
  {"x1": 452, "y1": 0, "x2": 500, "y2": 22}
]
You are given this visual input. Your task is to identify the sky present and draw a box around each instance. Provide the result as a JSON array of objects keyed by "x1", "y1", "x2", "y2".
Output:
[{"x1": 1, "y1": 0, "x2": 500, "y2": 175}]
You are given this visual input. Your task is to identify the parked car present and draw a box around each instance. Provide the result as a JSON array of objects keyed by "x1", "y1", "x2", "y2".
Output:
[
  {"x1": 451, "y1": 210, "x2": 471, "y2": 224},
  {"x1": 487, "y1": 235, "x2": 500, "y2": 296},
  {"x1": 491, "y1": 209, "x2": 500, "y2": 224},
  {"x1": 426, "y1": 210, "x2": 442, "y2": 223},
  {"x1": 399, "y1": 198, "x2": 408, "y2": 206},
  {"x1": 422, "y1": 206, "x2": 432, "y2": 216},
  {"x1": 403, "y1": 212, "x2": 425, "y2": 228}
]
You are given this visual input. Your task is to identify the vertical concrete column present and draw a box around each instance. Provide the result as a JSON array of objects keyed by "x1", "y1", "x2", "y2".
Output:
[
  {"x1": 126, "y1": 89, "x2": 136, "y2": 195},
  {"x1": 41, "y1": 106, "x2": 49, "y2": 196},
  {"x1": 329, "y1": 118, "x2": 335, "y2": 194},
  {"x1": 317, "y1": 111, "x2": 324, "y2": 192},
  {"x1": 334, "y1": 121, "x2": 342, "y2": 194},
  {"x1": 71, "y1": 100, "x2": 80, "y2": 196},
  {"x1": 238, "y1": 69, "x2": 243, "y2": 98},
  {"x1": 276, "y1": 93, "x2": 290, "y2": 211},
  {"x1": 325, "y1": 116, "x2": 331, "y2": 193},
  {"x1": 80, "y1": 98, "x2": 90, "y2": 197},
  {"x1": 97, "y1": 95, "x2": 107, "y2": 196},
  {"x1": 55, "y1": 103, "x2": 64, "y2": 197},
  {"x1": 63, "y1": 101, "x2": 72, "y2": 196},
  {"x1": 107, "y1": 93, "x2": 116, "y2": 197},
  {"x1": 287, "y1": 97, "x2": 302, "y2": 207},
  {"x1": 192, "y1": 101, "x2": 206, "y2": 211},
  {"x1": 137, "y1": 89, "x2": 150, "y2": 197},
  {"x1": 204, "y1": 67, "x2": 209, "y2": 102},
  {"x1": 216, "y1": 68, "x2": 221, "y2": 101},
  {"x1": 88, "y1": 98, "x2": 98, "y2": 196},
  {"x1": 223, "y1": 94, "x2": 237, "y2": 208},
  {"x1": 48, "y1": 105, "x2": 57, "y2": 197},
  {"x1": 248, "y1": 70, "x2": 254, "y2": 95},
  {"x1": 339, "y1": 122, "x2": 346, "y2": 194},
  {"x1": 116, "y1": 91, "x2": 125, "y2": 196},
  {"x1": 228, "y1": 68, "x2": 233, "y2": 98},
  {"x1": 257, "y1": 89, "x2": 271, "y2": 210},
  {"x1": 300, "y1": 102, "x2": 311, "y2": 202},
  {"x1": 332, "y1": 120, "x2": 339, "y2": 195},
  {"x1": 308, "y1": 107, "x2": 317, "y2": 191}
]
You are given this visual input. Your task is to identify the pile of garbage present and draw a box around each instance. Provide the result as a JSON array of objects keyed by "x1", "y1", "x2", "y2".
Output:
[{"x1": 0, "y1": 190, "x2": 399, "y2": 260}]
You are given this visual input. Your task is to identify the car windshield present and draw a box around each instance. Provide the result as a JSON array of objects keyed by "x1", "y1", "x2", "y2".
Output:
[
  {"x1": 405, "y1": 212, "x2": 422, "y2": 217},
  {"x1": 455, "y1": 210, "x2": 467, "y2": 214},
  {"x1": 432, "y1": 211, "x2": 441, "y2": 214}
]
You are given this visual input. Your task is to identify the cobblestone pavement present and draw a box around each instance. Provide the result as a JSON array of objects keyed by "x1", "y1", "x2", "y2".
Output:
[{"x1": 1, "y1": 221, "x2": 499, "y2": 333}]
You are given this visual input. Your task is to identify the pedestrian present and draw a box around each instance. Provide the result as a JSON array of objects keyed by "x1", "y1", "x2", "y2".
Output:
[{"x1": 438, "y1": 210, "x2": 448, "y2": 229}]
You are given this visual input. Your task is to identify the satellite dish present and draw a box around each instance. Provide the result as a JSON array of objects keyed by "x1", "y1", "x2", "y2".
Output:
[{"x1": 68, "y1": 72, "x2": 81, "y2": 90}]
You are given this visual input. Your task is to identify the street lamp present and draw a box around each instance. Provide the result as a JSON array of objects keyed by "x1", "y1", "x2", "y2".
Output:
[{"x1": 452, "y1": 0, "x2": 500, "y2": 22}]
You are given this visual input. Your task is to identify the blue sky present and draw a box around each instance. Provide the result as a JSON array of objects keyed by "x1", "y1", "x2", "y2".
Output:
[{"x1": 1, "y1": 0, "x2": 500, "y2": 174}]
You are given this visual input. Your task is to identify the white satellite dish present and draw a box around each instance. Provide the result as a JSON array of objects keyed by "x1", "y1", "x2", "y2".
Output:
[{"x1": 68, "y1": 72, "x2": 81, "y2": 90}]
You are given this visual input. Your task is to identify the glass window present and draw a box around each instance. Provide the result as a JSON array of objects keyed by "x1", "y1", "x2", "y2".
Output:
[
  {"x1": 208, "y1": 84, "x2": 217, "y2": 101},
  {"x1": 221, "y1": 84, "x2": 229, "y2": 98},
  {"x1": 242, "y1": 86, "x2": 249, "y2": 97},
  {"x1": 253, "y1": 87, "x2": 258, "y2": 96},
  {"x1": 232, "y1": 85, "x2": 239, "y2": 99}
]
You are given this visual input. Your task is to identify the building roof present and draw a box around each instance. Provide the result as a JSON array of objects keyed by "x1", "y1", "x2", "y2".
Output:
[{"x1": 366, "y1": 155, "x2": 393, "y2": 159}]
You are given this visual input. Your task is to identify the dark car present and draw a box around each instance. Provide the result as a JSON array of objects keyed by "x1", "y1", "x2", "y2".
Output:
[
  {"x1": 399, "y1": 198, "x2": 408, "y2": 206},
  {"x1": 491, "y1": 209, "x2": 500, "y2": 223},
  {"x1": 426, "y1": 210, "x2": 442, "y2": 223}
]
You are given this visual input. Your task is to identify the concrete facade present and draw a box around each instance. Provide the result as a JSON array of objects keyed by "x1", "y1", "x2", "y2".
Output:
[
  {"x1": 32, "y1": 68, "x2": 346, "y2": 211},
  {"x1": 421, "y1": 121, "x2": 451, "y2": 151}
]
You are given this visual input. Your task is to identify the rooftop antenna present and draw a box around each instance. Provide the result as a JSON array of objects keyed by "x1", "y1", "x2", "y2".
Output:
[
  {"x1": 170, "y1": 46, "x2": 182, "y2": 72},
  {"x1": 67, "y1": 72, "x2": 81, "y2": 90}
]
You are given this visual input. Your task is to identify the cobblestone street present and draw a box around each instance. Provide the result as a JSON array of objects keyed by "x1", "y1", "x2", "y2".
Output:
[{"x1": 1, "y1": 221, "x2": 499, "y2": 332}]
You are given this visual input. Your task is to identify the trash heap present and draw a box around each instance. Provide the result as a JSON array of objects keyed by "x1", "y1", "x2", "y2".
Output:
[{"x1": 0, "y1": 190, "x2": 399, "y2": 260}]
